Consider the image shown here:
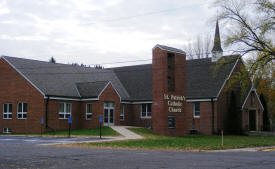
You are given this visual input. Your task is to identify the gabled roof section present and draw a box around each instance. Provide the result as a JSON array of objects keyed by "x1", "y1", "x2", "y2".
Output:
[
  {"x1": 241, "y1": 87, "x2": 264, "y2": 110},
  {"x1": 186, "y1": 55, "x2": 238, "y2": 99},
  {"x1": 111, "y1": 55, "x2": 239, "y2": 101},
  {"x1": 112, "y1": 64, "x2": 152, "y2": 101},
  {"x1": 2, "y1": 56, "x2": 130, "y2": 100},
  {"x1": 76, "y1": 81, "x2": 109, "y2": 98},
  {"x1": 153, "y1": 44, "x2": 186, "y2": 54}
]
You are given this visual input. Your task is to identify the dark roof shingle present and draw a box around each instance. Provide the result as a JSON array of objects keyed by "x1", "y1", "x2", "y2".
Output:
[
  {"x1": 3, "y1": 56, "x2": 129, "y2": 99},
  {"x1": 76, "y1": 81, "x2": 109, "y2": 98},
  {"x1": 112, "y1": 64, "x2": 152, "y2": 101},
  {"x1": 2, "y1": 55, "x2": 238, "y2": 101}
]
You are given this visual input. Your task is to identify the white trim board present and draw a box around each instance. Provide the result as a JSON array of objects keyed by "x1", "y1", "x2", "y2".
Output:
[
  {"x1": 241, "y1": 87, "x2": 264, "y2": 110},
  {"x1": 47, "y1": 96, "x2": 98, "y2": 101},
  {"x1": 152, "y1": 44, "x2": 186, "y2": 55},
  {"x1": 121, "y1": 101, "x2": 152, "y2": 104},
  {"x1": 98, "y1": 81, "x2": 122, "y2": 102},
  {"x1": 216, "y1": 57, "x2": 240, "y2": 98},
  {"x1": 186, "y1": 98, "x2": 217, "y2": 102}
]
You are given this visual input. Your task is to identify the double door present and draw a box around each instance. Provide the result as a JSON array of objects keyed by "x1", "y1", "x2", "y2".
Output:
[{"x1": 104, "y1": 102, "x2": 114, "y2": 126}]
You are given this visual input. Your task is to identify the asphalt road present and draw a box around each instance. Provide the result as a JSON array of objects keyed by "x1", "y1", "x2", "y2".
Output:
[{"x1": 0, "y1": 136, "x2": 275, "y2": 169}]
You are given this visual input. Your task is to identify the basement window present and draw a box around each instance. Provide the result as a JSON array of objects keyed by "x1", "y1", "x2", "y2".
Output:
[
  {"x1": 17, "y1": 103, "x2": 27, "y2": 119},
  {"x1": 86, "y1": 104, "x2": 92, "y2": 120},
  {"x1": 59, "y1": 103, "x2": 72, "y2": 119},
  {"x1": 3, "y1": 103, "x2": 12, "y2": 119},
  {"x1": 3, "y1": 128, "x2": 12, "y2": 134}
]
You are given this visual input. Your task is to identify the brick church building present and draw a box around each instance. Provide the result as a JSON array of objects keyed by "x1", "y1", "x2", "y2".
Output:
[{"x1": 0, "y1": 21, "x2": 263, "y2": 136}]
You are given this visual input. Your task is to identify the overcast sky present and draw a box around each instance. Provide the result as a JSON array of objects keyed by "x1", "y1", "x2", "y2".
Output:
[{"x1": 0, "y1": 0, "x2": 219, "y2": 67}]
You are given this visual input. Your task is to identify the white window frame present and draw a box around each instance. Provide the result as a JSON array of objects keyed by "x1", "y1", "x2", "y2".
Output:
[
  {"x1": 17, "y1": 102, "x2": 27, "y2": 119},
  {"x1": 120, "y1": 104, "x2": 124, "y2": 121},
  {"x1": 3, "y1": 103, "x2": 12, "y2": 119},
  {"x1": 86, "y1": 103, "x2": 92, "y2": 120},
  {"x1": 59, "y1": 103, "x2": 72, "y2": 119},
  {"x1": 193, "y1": 102, "x2": 200, "y2": 118},
  {"x1": 141, "y1": 103, "x2": 152, "y2": 118}
]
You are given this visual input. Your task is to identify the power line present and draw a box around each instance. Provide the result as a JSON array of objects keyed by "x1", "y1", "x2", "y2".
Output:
[
  {"x1": 5, "y1": 49, "x2": 236, "y2": 70},
  {"x1": 83, "y1": 3, "x2": 206, "y2": 25}
]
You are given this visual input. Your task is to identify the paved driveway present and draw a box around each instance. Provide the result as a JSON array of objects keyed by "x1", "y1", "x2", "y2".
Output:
[
  {"x1": 0, "y1": 135, "x2": 275, "y2": 169},
  {"x1": 0, "y1": 135, "x2": 107, "y2": 145}
]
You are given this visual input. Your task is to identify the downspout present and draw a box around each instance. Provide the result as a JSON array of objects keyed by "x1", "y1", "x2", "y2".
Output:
[
  {"x1": 211, "y1": 98, "x2": 215, "y2": 134},
  {"x1": 45, "y1": 96, "x2": 49, "y2": 128}
]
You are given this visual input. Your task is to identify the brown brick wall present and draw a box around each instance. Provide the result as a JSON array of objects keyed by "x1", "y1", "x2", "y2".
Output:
[
  {"x1": 119, "y1": 104, "x2": 132, "y2": 126},
  {"x1": 242, "y1": 91, "x2": 263, "y2": 131},
  {"x1": 47, "y1": 83, "x2": 121, "y2": 131},
  {"x1": 98, "y1": 83, "x2": 121, "y2": 126},
  {"x1": 0, "y1": 58, "x2": 45, "y2": 133},
  {"x1": 188, "y1": 101, "x2": 217, "y2": 135}
]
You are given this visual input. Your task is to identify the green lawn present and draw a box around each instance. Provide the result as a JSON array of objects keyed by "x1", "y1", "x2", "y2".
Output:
[
  {"x1": 83, "y1": 128, "x2": 275, "y2": 150},
  {"x1": 4, "y1": 127, "x2": 120, "y2": 137}
]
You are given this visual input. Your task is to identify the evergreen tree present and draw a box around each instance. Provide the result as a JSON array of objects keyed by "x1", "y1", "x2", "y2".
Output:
[{"x1": 49, "y1": 57, "x2": 56, "y2": 63}]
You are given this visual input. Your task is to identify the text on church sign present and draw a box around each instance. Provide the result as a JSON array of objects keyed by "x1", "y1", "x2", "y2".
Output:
[{"x1": 164, "y1": 94, "x2": 185, "y2": 113}]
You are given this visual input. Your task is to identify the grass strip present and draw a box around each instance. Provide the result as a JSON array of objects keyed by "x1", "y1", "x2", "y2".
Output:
[{"x1": 83, "y1": 128, "x2": 275, "y2": 150}]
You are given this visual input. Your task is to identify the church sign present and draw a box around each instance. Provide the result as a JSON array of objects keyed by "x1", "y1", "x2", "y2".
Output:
[{"x1": 164, "y1": 94, "x2": 185, "y2": 113}]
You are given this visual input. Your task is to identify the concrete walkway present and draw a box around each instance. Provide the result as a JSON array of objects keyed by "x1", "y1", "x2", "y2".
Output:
[
  {"x1": 39, "y1": 126, "x2": 143, "y2": 145},
  {"x1": 110, "y1": 126, "x2": 143, "y2": 139}
]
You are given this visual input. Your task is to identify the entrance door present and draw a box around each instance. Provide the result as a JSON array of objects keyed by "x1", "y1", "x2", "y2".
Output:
[
  {"x1": 104, "y1": 102, "x2": 115, "y2": 126},
  {"x1": 249, "y1": 110, "x2": 256, "y2": 131}
]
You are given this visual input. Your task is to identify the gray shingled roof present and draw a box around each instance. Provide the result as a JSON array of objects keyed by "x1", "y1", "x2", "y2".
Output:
[
  {"x1": 76, "y1": 81, "x2": 109, "y2": 98},
  {"x1": 112, "y1": 64, "x2": 152, "y2": 101},
  {"x1": 2, "y1": 55, "x2": 238, "y2": 101},
  {"x1": 3, "y1": 56, "x2": 129, "y2": 99},
  {"x1": 112, "y1": 56, "x2": 238, "y2": 100},
  {"x1": 186, "y1": 56, "x2": 238, "y2": 99}
]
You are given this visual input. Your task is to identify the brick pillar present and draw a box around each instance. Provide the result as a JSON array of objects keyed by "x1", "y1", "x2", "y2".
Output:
[{"x1": 152, "y1": 45, "x2": 187, "y2": 136}]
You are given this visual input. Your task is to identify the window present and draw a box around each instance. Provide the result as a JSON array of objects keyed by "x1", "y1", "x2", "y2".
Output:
[
  {"x1": 59, "y1": 103, "x2": 71, "y2": 119},
  {"x1": 17, "y1": 103, "x2": 27, "y2": 119},
  {"x1": 141, "y1": 103, "x2": 152, "y2": 118},
  {"x1": 168, "y1": 116, "x2": 175, "y2": 129},
  {"x1": 104, "y1": 102, "x2": 114, "y2": 108},
  {"x1": 3, "y1": 103, "x2": 12, "y2": 119},
  {"x1": 193, "y1": 102, "x2": 200, "y2": 118},
  {"x1": 86, "y1": 104, "x2": 92, "y2": 120},
  {"x1": 3, "y1": 128, "x2": 12, "y2": 134},
  {"x1": 120, "y1": 104, "x2": 124, "y2": 120}
]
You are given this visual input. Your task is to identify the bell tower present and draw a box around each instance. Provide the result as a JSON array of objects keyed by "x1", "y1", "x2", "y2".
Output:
[{"x1": 152, "y1": 44, "x2": 187, "y2": 136}]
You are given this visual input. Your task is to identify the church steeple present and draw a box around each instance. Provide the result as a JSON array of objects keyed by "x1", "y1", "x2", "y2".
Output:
[{"x1": 211, "y1": 19, "x2": 223, "y2": 62}]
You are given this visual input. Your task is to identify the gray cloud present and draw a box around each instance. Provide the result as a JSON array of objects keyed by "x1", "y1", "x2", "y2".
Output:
[{"x1": 0, "y1": 0, "x2": 217, "y2": 67}]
